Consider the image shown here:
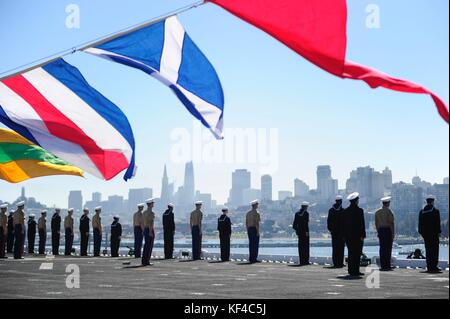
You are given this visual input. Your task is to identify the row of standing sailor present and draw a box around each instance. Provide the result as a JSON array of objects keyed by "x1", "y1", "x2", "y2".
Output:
[
  {"x1": 0, "y1": 204, "x2": 119, "y2": 259},
  {"x1": 0, "y1": 194, "x2": 442, "y2": 274}
]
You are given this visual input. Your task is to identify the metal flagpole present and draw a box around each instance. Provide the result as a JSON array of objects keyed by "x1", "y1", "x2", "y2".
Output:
[{"x1": 0, "y1": 1, "x2": 205, "y2": 81}]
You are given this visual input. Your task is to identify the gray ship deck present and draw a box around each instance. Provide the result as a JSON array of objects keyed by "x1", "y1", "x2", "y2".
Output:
[{"x1": 0, "y1": 254, "x2": 448, "y2": 299}]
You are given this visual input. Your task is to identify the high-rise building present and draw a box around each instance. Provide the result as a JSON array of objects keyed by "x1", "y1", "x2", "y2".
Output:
[
  {"x1": 168, "y1": 183, "x2": 174, "y2": 201},
  {"x1": 160, "y1": 165, "x2": 172, "y2": 205},
  {"x1": 412, "y1": 176, "x2": 432, "y2": 189},
  {"x1": 175, "y1": 186, "x2": 184, "y2": 206},
  {"x1": 243, "y1": 188, "x2": 261, "y2": 206},
  {"x1": 181, "y1": 162, "x2": 195, "y2": 205},
  {"x1": 13, "y1": 187, "x2": 27, "y2": 206},
  {"x1": 92, "y1": 192, "x2": 102, "y2": 203},
  {"x1": 429, "y1": 183, "x2": 449, "y2": 217},
  {"x1": 128, "y1": 188, "x2": 153, "y2": 212},
  {"x1": 316, "y1": 165, "x2": 338, "y2": 200},
  {"x1": 346, "y1": 170, "x2": 358, "y2": 194},
  {"x1": 348, "y1": 167, "x2": 370, "y2": 198},
  {"x1": 391, "y1": 182, "x2": 423, "y2": 215},
  {"x1": 278, "y1": 191, "x2": 292, "y2": 201},
  {"x1": 382, "y1": 167, "x2": 393, "y2": 190},
  {"x1": 372, "y1": 172, "x2": 385, "y2": 199},
  {"x1": 195, "y1": 191, "x2": 212, "y2": 212},
  {"x1": 106, "y1": 195, "x2": 124, "y2": 215},
  {"x1": 261, "y1": 175, "x2": 272, "y2": 201},
  {"x1": 84, "y1": 192, "x2": 103, "y2": 211},
  {"x1": 443, "y1": 177, "x2": 449, "y2": 185},
  {"x1": 228, "y1": 169, "x2": 251, "y2": 208},
  {"x1": 68, "y1": 190, "x2": 83, "y2": 213},
  {"x1": 346, "y1": 166, "x2": 384, "y2": 203},
  {"x1": 294, "y1": 179, "x2": 310, "y2": 197}
]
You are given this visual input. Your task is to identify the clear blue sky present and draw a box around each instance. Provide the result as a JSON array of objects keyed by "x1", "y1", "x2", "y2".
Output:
[{"x1": 0, "y1": 0, "x2": 448, "y2": 207}]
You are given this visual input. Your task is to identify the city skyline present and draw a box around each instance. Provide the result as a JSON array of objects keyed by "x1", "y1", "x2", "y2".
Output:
[
  {"x1": 1, "y1": 163, "x2": 448, "y2": 209},
  {"x1": 1, "y1": 168, "x2": 448, "y2": 239},
  {"x1": 1, "y1": 163, "x2": 447, "y2": 244}
]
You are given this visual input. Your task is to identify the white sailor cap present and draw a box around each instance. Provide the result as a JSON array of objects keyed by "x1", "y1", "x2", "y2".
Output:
[
  {"x1": 301, "y1": 201, "x2": 310, "y2": 206},
  {"x1": 335, "y1": 195, "x2": 343, "y2": 201},
  {"x1": 0, "y1": 204, "x2": 8, "y2": 209},
  {"x1": 114, "y1": 215, "x2": 120, "y2": 219},
  {"x1": 426, "y1": 195, "x2": 436, "y2": 200},
  {"x1": 250, "y1": 199, "x2": 259, "y2": 205},
  {"x1": 83, "y1": 207, "x2": 89, "y2": 212},
  {"x1": 29, "y1": 214, "x2": 35, "y2": 218},
  {"x1": 381, "y1": 196, "x2": 391, "y2": 203},
  {"x1": 195, "y1": 201, "x2": 203, "y2": 205},
  {"x1": 146, "y1": 198, "x2": 155, "y2": 204},
  {"x1": 95, "y1": 206, "x2": 102, "y2": 211},
  {"x1": 41, "y1": 210, "x2": 47, "y2": 214},
  {"x1": 68, "y1": 208, "x2": 74, "y2": 212},
  {"x1": 168, "y1": 203, "x2": 174, "y2": 208},
  {"x1": 222, "y1": 206, "x2": 229, "y2": 211},
  {"x1": 347, "y1": 192, "x2": 360, "y2": 201},
  {"x1": 137, "y1": 203, "x2": 145, "y2": 208},
  {"x1": 17, "y1": 201, "x2": 25, "y2": 207}
]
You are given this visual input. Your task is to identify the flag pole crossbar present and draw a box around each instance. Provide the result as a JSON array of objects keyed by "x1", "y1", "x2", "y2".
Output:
[{"x1": 0, "y1": 1, "x2": 205, "y2": 81}]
